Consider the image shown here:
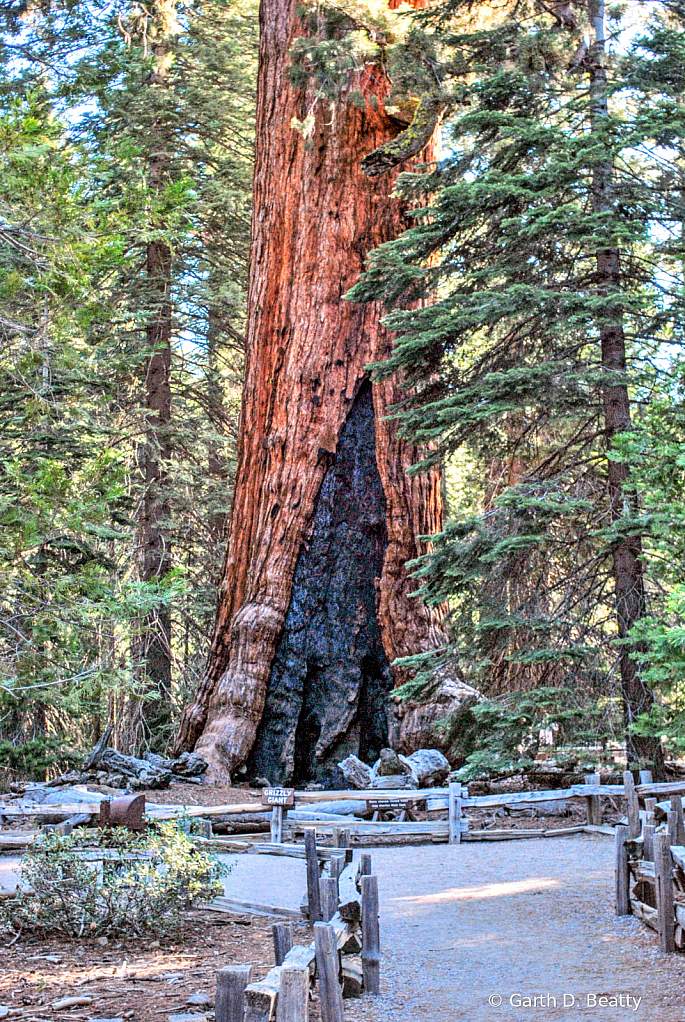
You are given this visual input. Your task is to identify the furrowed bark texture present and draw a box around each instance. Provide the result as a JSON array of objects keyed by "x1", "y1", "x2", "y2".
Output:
[
  {"x1": 588, "y1": 1, "x2": 663, "y2": 775},
  {"x1": 139, "y1": 17, "x2": 176, "y2": 742},
  {"x1": 176, "y1": 0, "x2": 443, "y2": 779}
]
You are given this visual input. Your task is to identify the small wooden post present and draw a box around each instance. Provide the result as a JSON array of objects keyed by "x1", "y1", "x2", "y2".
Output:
[
  {"x1": 304, "y1": 829, "x2": 322, "y2": 923},
  {"x1": 615, "y1": 824, "x2": 631, "y2": 917},
  {"x1": 337, "y1": 828, "x2": 350, "y2": 849},
  {"x1": 271, "y1": 805, "x2": 283, "y2": 844},
  {"x1": 448, "y1": 782, "x2": 462, "y2": 845},
  {"x1": 639, "y1": 769, "x2": 653, "y2": 786},
  {"x1": 671, "y1": 794, "x2": 685, "y2": 846},
  {"x1": 319, "y1": 876, "x2": 338, "y2": 922},
  {"x1": 643, "y1": 824, "x2": 655, "y2": 862},
  {"x1": 215, "y1": 964, "x2": 252, "y2": 1022},
  {"x1": 655, "y1": 831, "x2": 676, "y2": 953},
  {"x1": 313, "y1": 923, "x2": 344, "y2": 1022},
  {"x1": 584, "y1": 772, "x2": 601, "y2": 826},
  {"x1": 361, "y1": 874, "x2": 380, "y2": 994},
  {"x1": 360, "y1": 852, "x2": 372, "y2": 877},
  {"x1": 98, "y1": 800, "x2": 111, "y2": 829},
  {"x1": 272, "y1": 921, "x2": 293, "y2": 966},
  {"x1": 277, "y1": 963, "x2": 309, "y2": 1022},
  {"x1": 330, "y1": 853, "x2": 346, "y2": 901},
  {"x1": 623, "y1": 770, "x2": 641, "y2": 839},
  {"x1": 668, "y1": 809, "x2": 679, "y2": 843}
]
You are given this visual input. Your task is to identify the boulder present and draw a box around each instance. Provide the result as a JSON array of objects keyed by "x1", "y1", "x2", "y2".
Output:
[
  {"x1": 391, "y1": 674, "x2": 481, "y2": 756},
  {"x1": 405, "y1": 749, "x2": 450, "y2": 788},
  {"x1": 370, "y1": 773, "x2": 416, "y2": 789},
  {"x1": 375, "y1": 748, "x2": 411, "y2": 777},
  {"x1": 338, "y1": 754, "x2": 373, "y2": 790}
]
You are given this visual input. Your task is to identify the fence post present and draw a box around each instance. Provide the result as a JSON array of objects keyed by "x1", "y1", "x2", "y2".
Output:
[
  {"x1": 668, "y1": 810, "x2": 679, "y2": 843},
  {"x1": 314, "y1": 923, "x2": 344, "y2": 1022},
  {"x1": 361, "y1": 874, "x2": 380, "y2": 994},
  {"x1": 639, "y1": 769, "x2": 653, "y2": 786},
  {"x1": 615, "y1": 824, "x2": 631, "y2": 917},
  {"x1": 671, "y1": 794, "x2": 685, "y2": 846},
  {"x1": 449, "y1": 782, "x2": 462, "y2": 845},
  {"x1": 623, "y1": 771, "x2": 641, "y2": 839},
  {"x1": 272, "y1": 921, "x2": 293, "y2": 966},
  {"x1": 360, "y1": 852, "x2": 372, "y2": 876},
  {"x1": 215, "y1": 964, "x2": 252, "y2": 1022},
  {"x1": 271, "y1": 805, "x2": 283, "y2": 844},
  {"x1": 643, "y1": 824, "x2": 655, "y2": 862},
  {"x1": 304, "y1": 829, "x2": 322, "y2": 922},
  {"x1": 584, "y1": 773, "x2": 600, "y2": 826},
  {"x1": 337, "y1": 828, "x2": 350, "y2": 848},
  {"x1": 655, "y1": 832, "x2": 676, "y2": 953},
  {"x1": 330, "y1": 853, "x2": 346, "y2": 901},
  {"x1": 276, "y1": 964, "x2": 309, "y2": 1022},
  {"x1": 319, "y1": 876, "x2": 338, "y2": 922}
]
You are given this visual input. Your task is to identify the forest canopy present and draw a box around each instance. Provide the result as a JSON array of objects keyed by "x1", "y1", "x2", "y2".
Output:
[{"x1": 2, "y1": 0, "x2": 685, "y2": 783}]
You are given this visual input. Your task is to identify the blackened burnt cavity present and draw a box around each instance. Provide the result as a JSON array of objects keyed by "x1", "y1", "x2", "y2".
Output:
[{"x1": 248, "y1": 381, "x2": 392, "y2": 786}]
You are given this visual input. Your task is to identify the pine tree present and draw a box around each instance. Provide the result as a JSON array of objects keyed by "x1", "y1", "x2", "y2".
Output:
[
  {"x1": 0, "y1": 0, "x2": 257, "y2": 765},
  {"x1": 351, "y1": 0, "x2": 685, "y2": 772}
]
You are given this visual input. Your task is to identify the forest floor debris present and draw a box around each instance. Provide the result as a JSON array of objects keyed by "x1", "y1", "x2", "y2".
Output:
[{"x1": 0, "y1": 910, "x2": 324, "y2": 1022}]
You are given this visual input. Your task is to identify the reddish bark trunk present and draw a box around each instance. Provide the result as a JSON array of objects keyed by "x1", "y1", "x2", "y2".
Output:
[
  {"x1": 588, "y1": 3, "x2": 662, "y2": 775},
  {"x1": 175, "y1": 0, "x2": 443, "y2": 779},
  {"x1": 139, "y1": 25, "x2": 175, "y2": 742}
]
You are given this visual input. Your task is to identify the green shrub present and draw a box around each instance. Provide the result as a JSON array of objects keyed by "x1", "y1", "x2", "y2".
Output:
[
  {"x1": 437, "y1": 688, "x2": 614, "y2": 781},
  {"x1": 0, "y1": 737, "x2": 82, "y2": 786},
  {"x1": 0, "y1": 822, "x2": 228, "y2": 938}
]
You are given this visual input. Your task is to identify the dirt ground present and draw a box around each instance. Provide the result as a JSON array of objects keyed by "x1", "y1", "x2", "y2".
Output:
[{"x1": 0, "y1": 909, "x2": 325, "y2": 1022}]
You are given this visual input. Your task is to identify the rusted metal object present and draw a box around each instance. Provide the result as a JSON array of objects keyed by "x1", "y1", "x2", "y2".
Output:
[{"x1": 98, "y1": 793, "x2": 146, "y2": 833}]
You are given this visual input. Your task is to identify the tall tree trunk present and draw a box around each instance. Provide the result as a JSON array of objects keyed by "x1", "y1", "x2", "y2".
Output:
[
  {"x1": 175, "y1": 0, "x2": 444, "y2": 780},
  {"x1": 588, "y1": 0, "x2": 663, "y2": 774},
  {"x1": 139, "y1": 3, "x2": 176, "y2": 745}
]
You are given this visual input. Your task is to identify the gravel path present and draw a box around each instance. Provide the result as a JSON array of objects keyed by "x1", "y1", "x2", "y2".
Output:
[
  {"x1": 344, "y1": 835, "x2": 685, "y2": 1022},
  {"x1": 5, "y1": 833, "x2": 685, "y2": 1020}
]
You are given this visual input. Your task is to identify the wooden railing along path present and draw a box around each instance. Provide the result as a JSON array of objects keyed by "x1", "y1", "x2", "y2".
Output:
[
  {"x1": 0, "y1": 777, "x2": 626, "y2": 850},
  {"x1": 212, "y1": 844, "x2": 380, "y2": 1022},
  {"x1": 615, "y1": 768, "x2": 685, "y2": 953}
]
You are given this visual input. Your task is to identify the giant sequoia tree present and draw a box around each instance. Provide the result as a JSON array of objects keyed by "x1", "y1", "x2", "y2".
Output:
[{"x1": 176, "y1": 0, "x2": 448, "y2": 782}]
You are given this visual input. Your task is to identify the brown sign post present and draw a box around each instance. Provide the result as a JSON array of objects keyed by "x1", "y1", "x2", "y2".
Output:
[{"x1": 261, "y1": 788, "x2": 294, "y2": 844}]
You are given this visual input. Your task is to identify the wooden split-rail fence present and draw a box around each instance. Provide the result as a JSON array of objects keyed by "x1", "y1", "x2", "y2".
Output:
[
  {"x1": 1, "y1": 777, "x2": 624, "y2": 851},
  {"x1": 212, "y1": 845, "x2": 381, "y2": 1022},
  {"x1": 615, "y1": 768, "x2": 685, "y2": 953}
]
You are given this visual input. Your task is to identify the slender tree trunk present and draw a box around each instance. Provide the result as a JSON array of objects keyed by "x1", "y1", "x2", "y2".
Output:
[
  {"x1": 139, "y1": 5, "x2": 176, "y2": 745},
  {"x1": 588, "y1": 1, "x2": 663, "y2": 774},
  {"x1": 176, "y1": 0, "x2": 444, "y2": 780}
]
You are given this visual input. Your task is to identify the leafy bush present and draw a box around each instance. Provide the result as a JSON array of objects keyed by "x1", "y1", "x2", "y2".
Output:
[{"x1": 0, "y1": 822, "x2": 227, "y2": 938}]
